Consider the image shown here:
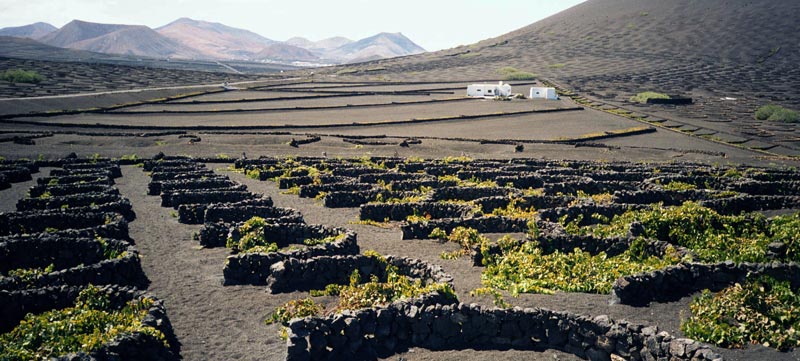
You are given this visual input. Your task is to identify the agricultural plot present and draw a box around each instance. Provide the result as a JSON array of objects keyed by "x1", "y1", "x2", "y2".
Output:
[
  {"x1": 1, "y1": 153, "x2": 799, "y2": 360},
  {"x1": 0, "y1": 157, "x2": 178, "y2": 360},
  {"x1": 225, "y1": 155, "x2": 800, "y2": 360}
]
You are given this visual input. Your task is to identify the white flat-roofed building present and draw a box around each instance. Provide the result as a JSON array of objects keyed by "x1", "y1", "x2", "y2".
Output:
[
  {"x1": 467, "y1": 82, "x2": 512, "y2": 98},
  {"x1": 530, "y1": 87, "x2": 558, "y2": 100}
]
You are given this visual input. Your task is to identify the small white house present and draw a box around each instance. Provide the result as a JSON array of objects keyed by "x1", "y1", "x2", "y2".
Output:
[
  {"x1": 530, "y1": 87, "x2": 558, "y2": 100},
  {"x1": 467, "y1": 82, "x2": 512, "y2": 98}
]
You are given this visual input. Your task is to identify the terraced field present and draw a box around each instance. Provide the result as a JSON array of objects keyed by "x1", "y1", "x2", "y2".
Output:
[{"x1": 2, "y1": 152, "x2": 800, "y2": 360}]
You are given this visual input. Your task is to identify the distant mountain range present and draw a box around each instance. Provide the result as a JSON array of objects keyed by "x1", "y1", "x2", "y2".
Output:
[
  {"x1": 0, "y1": 18, "x2": 425, "y2": 65},
  {"x1": 0, "y1": 22, "x2": 57, "y2": 39}
]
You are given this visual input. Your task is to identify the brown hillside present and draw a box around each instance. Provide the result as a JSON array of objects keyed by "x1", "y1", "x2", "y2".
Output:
[
  {"x1": 253, "y1": 43, "x2": 319, "y2": 62},
  {"x1": 39, "y1": 20, "x2": 202, "y2": 59},
  {"x1": 156, "y1": 18, "x2": 275, "y2": 60}
]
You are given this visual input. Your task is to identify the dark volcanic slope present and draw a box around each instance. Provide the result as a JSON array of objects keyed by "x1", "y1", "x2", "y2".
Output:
[
  {"x1": 332, "y1": 0, "x2": 800, "y2": 156},
  {"x1": 0, "y1": 57, "x2": 260, "y2": 98},
  {"x1": 354, "y1": 0, "x2": 799, "y2": 80}
]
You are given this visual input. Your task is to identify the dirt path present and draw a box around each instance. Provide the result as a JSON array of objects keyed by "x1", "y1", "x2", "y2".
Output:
[
  {"x1": 116, "y1": 166, "x2": 298, "y2": 361},
  {"x1": 0, "y1": 168, "x2": 47, "y2": 213}
]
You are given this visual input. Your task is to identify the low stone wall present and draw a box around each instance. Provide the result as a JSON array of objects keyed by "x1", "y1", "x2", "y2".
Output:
[
  {"x1": 360, "y1": 202, "x2": 474, "y2": 222},
  {"x1": 323, "y1": 190, "x2": 377, "y2": 208},
  {"x1": 150, "y1": 170, "x2": 215, "y2": 182},
  {"x1": 471, "y1": 195, "x2": 574, "y2": 214},
  {"x1": 285, "y1": 297, "x2": 721, "y2": 361},
  {"x1": 699, "y1": 195, "x2": 800, "y2": 215},
  {"x1": 389, "y1": 179, "x2": 458, "y2": 192},
  {"x1": 0, "y1": 244, "x2": 146, "y2": 291},
  {"x1": 0, "y1": 210, "x2": 128, "y2": 240},
  {"x1": 0, "y1": 166, "x2": 32, "y2": 183},
  {"x1": 161, "y1": 188, "x2": 252, "y2": 208},
  {"x1": 227, "y1": 223, "x2": 347, "y2": 249},
  {"x1": 613, "y1": 261, "x2": 800, "y2": 306},
  {"x1": 62, "y1": 163, "x2": 122, "y2": 178},
  {"x1": 198, "y1": 216, "x2": 305, "y2": 248},
  {"x1": 401, "y1": 217, "x2": 528, "y2": 240},
  {"x1": 265, "y1": 254, "x2": 453, "y2": 293},
  {"x1": 177, "y1": 197, "x2": 274, "y2": 225},
  {"x1": 299, "y1": 182, "x2": 375, "y2": 198},
  {"x1": 279, "y1": 176, "x2": 315, "y2": 189},
  {"x1": 28, "y1": 183, "x2": 117, "y2": 198},
  {"x1": 421, "y1": 165, "x2": 462, "y2": 176},
  {"x1": 0, "y1": 236, "x2": 127, "y2": 273},
  {"x1": 17, "y1": 190, "x2": 120, "y2": 209},
  {"x1": 323, "y1": 190, "x2": 421, "y2": 209},
  {"x1": 750, "y1": 170, "x2": 800, "y2": 182},
  {"x1": 431, "y1": 187, "x2": 514, "y2": 202},
  {"x1": 38, "y1": 174, "x2": 114, "y2": 186},
  {"x1": 203, "y1": 202, "x2": 292, "y2": 224},
  {"x1": 223, "y1": 232, "x2": 359, "y2": 285},
  {"x1": 456, "y1": 170, "x2": 518, "y2": 180},
  {"x1": 143, "y1": 158, "x2": 198, "y2": 171},
  {"x1": 50, "y1": 168, "x2": 117, "y2": 180},
  {"x1": 148, "y1": 177, "x2": 235, "y2": 195},
  {"x1": 0, "y1": 285, "x2": 178, "y2": 360},
  {"x1": 544, "y1": 180, "x2": 641, "y2": 196},
  {"x1": 649, "y1": 175, "x2": 728, "y2": 191},
  {"x1": 538, "y1": 204, "x2": 647, "y2": 226},
  {"x1": 587, "y1": 171, "x2": 651, "y2": 182},
  {"x1": 728, "y1": 180, "x2": 800, "y2": 196},
  {"x1": 358, "y1": 172, "x2": 432, "y2": 184},
  {"x1": 235, "y1": 158, "x2": 282, "y2": 169},
  {"x1": 16, "y1": 192, "x2": 135, "y2": 221},
  {"x1": 495, "y1": 174, "x2": 545, "y2": 189},
  {"x1": 331, "y1": 167, "x2": 387, "y2": 178},
  {"x1": 612, "y1": 190, "x2": 712, "y2": 206},
  {"x1": 0, "y1": 159, "x2": 38, "y2": 173}
]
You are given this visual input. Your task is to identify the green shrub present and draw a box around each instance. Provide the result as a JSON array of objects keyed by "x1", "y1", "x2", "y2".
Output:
[
  {"x1": 490, "y1": 198, "x2": 537, "y2": 219},
  {"x1": 334, "y1": 263, "x2": 456, "y2": 311},
  {"x1": 245, "y1": 168, "x2": 261, "y2": 180},
  {"x1": 265, "y1": 298, "x2": 322, "y2": 326},
  {"x1": 436, "y1": 227, "x2": 490, "y2": 259},
  {"x1": 570, "y1": 202, "x2": 800, "y2": 263},
  {"x1": 630, "y1": 92, "x2": 670, "y2": 103},
  {"x1": 479, "y1": 239, "x2": 679, "y2": 295},
  {"x1": 0, "y1": 286, "x2": 166, "y2": 359},
  {"x1": 303, "y1": 234, "x2": 345, "y2": 246},
  {"x1": 227, "y1": 216, "x2": 278, "y2": 253},
  {"x1": 755, "y1": 104, "x2": 799, "y2": 123},
  {"x1": 496, "y1": 66, "x2": 537, "y2": 81},
  {"x1": 681, "y1": 276, "x2": 800, "y2": 351},
  {"x1": 1, "y1": 69, "x2": 44, "y2": 84},
  {"x1": 662, "y1": 181, "x2": 697, "y2": 191}
]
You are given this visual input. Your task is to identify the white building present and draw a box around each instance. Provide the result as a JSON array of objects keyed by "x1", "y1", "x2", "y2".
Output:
[
  {"x1": 530, "y1": 87, "x2": 558, "y2": 100},
  {"x1": 467, "y1": 82, "x2": 512, "y2": 98}
]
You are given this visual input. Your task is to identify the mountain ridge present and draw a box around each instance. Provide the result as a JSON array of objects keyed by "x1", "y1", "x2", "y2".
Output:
[
  {"x1": 0, "y1": 22, "x2": 56, "y2": 39},
  {"x1": 1, "y1": 18, "x2": 427, "y2": 64}
]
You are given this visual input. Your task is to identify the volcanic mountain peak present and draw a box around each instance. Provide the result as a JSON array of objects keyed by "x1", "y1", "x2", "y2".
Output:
[
  {"x1": 0, "y1": 22, "x2": 57, "y2": 39},
  {"x1": 37, "y1": 19, "x2": 201, "y2": 59},
  {"x1": 156, "y1": 17, "x2": 275, "y2": 59},
  {"x1": 326, "y1": 32, "x2": 425, "y2": 63},
  {"x1": 254, "y1": 43, "x2": 320, "y2": 62}
]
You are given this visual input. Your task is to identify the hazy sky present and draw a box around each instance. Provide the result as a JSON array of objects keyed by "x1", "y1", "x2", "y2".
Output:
[{"x1": 0, "y1": 0, "x2": 585, "y2": 51}]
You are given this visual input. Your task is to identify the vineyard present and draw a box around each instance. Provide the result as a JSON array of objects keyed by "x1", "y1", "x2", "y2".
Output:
[{"x1": 1, "y1": 154, "x2": 800, "y2": 360}]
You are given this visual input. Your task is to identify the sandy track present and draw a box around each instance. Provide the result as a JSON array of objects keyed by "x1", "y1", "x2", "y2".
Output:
[{"x1": 115, "y1": 166, "x2": 291, "y2": 361}]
